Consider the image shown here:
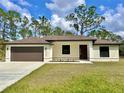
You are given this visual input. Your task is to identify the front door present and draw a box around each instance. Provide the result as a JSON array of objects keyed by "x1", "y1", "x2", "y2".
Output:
[{"x1": 79, "y1": 45, "x2": 88, "y2": 60}]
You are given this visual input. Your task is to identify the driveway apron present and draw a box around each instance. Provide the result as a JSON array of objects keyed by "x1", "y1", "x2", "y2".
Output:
[{"x1": 0, "y1": 62, "x2": 44, "y2": 92}]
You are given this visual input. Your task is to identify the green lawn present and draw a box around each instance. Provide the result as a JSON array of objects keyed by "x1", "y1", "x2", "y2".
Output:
[{"x1": 1, "y1": 59, "x2": 124, "y2": 93}]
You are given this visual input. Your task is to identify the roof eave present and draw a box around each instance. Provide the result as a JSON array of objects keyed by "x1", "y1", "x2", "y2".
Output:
[
  {"x1": 47, "y1": 39, "x2": 96, "y2": 42},
  {"x1": 94, "y1": 43, "x2": 121, "y2": 45},
  {"x1": 4, "y1": 43, "x2": 52, "y2": 45}
]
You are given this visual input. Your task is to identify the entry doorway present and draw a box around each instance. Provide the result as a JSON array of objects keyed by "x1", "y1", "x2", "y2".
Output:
[{"x1": 79, "y1": 45, "x2": 88, "y2": 60}]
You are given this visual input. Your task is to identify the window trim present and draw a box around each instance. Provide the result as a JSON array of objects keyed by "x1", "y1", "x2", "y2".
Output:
[
  {"x1": 62, "y1": 45, "x2": 70, "y2": 55},
  {"x1": 99, "y1": 46, "x2": 110, "y2": 57}
]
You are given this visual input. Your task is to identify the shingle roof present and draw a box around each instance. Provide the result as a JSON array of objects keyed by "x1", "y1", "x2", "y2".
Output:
[
  {"x1": 5, "y1": 36, "x2": 120, "y2": 45},
  {"x1": 5, "y1": 37, "x2": 50, "y2": 44},
  {"x1": 43, "y1": 36, "x2": 96, "y2": 41},
  {"x1": 94, "y1": 39, "x2": 121, "y2": 45}
]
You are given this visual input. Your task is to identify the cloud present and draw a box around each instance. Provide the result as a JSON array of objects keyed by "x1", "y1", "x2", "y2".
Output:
[
  {"x1": 103, "y1": 4, "x2": 124, "y2": 38},
  {"x1": 46, "y1": 0, "x2": 85, "y2": 16},
  {"x1": 99, "y1": 5, "x2": 106, "y2": 11},
  {"x1": 51, "y1": 14, "x2": 74, "y2": 31},
  {"x1": 114, "y1": 31, "x2": 124, "y2": 37},
  {"x1": 47, "y1": 0, "x2": 85, "y2": 32},
  {"x1": 18, "y1": 0, "x2": 32, "y2": 7},
  {"x1": 0, "y1": 0, "x2": 31, "y2": 19}
]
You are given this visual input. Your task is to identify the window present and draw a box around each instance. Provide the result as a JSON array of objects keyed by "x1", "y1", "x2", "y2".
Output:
[
  {"x1": 62, "y1": 45, "x2": 70, "y2": 54},
  {"x1": 100, "y1": 47, "x2": 109, "y2": 57}
]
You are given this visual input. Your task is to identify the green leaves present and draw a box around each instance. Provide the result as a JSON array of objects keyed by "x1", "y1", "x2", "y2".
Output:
[
  {"x1": 52, "y1": 27, "x2": 64, "y2": 35},
  {"x1": 74, "y1": 24, "x2": 79, "y2": 32},
  {"x1": 0, "y1": 7, "x2": 76, "y2": 40},
  {"x1": 0, "y1": 8, "x2": 7, "y2": 16},
  {"x1": 8, "y1": 10, "x2": 20, "y2": 18},
  {"x1": 88, "y1": 29, "x2": 122, "y2": 42},
  {"x1": 66, "y1": 4, "x2": 105, "y2": 35}
]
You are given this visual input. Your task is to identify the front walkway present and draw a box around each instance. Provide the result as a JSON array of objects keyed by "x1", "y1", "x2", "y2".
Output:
[{"x1": 0, "y1": 62, "x2": 44, "y2": 92}]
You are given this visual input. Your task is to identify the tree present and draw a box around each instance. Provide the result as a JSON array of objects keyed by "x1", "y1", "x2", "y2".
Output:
[
  {"x1": 39, "y1": 16, "x2": 52, "y2": 36},
  {"x1": 52, "y1": 27, "x2": 75, "y2": 36},
  {"x1": 0, "y1": 9, "x2": 21, "y2": 41},
  {"x1": 0, "y1": 39, "x2": 6, "y2": 60},
  {"x1": 19, "y1": 16, "x2": 32, "y2": 39},
  {"x1": 119, "y1": 40, "x2": 124, "y2": 56},
  {"x1": 7, "y1": 10, "x2": 21, "y2": 40},
  {"x1": 52, "y1": 27, "x2": 64, "y2": 35},
  {"x1": 88, "y1": 28, "x2": 122, "y2": 42},
  {"x1": 0, "y1": 8, "x2": 8, "y2": 60},
  {"x1": 66, "y1": 4, "x2": 105, "y2": 35},
  {"x1": 0, "y1": 8, "x2": 8, "y2": 40},
  {"x1": 30, "y1": 17, "x2": 40, "y2": 37},
  {"x1": 65, "y1": 31, "x2": 75, "y2": 36},
  {"x1": 30, "y1": 16, "x2": 52, "y2": 37}
]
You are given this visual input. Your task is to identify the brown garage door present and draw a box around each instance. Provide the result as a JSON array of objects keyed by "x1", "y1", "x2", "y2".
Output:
[{"x1": 11, "y1": 47, "x2": 44, "y2": 61}]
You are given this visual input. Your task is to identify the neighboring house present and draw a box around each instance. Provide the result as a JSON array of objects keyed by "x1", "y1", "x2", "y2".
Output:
[{"x1": 5, "y1": 36, "x2": 120, "y2": 62}]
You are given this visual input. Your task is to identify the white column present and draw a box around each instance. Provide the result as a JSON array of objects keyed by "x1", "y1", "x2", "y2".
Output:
[
  {"x1": 44, "y1": 45, "x2": 53, "y2": 62},
  {"x1": 89, "y1": 41, "x2": 93, "y2": 61},
  {"x1": 5, "y1": 45, "x2": 11, "y2": 62}
]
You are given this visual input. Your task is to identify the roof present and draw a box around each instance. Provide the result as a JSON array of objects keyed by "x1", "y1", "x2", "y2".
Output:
[
  {"x1": 5, "y1": 37, "x2": 50, "y2": 44},
  {"x1": 5, "y1": 36, "x2": 120, "y2": 45},
  {"x1": 43, "y1": 36, "x2": 96, "y2": 41},
  {"x1": 94, "y1": 39, "x2": 121, "y2": 45}
]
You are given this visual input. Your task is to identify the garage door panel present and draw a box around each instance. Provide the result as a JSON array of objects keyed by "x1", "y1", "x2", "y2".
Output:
[
  {"x1": 12, "y1": 47, "x2": 43, "y2": 52},
  {"x1": 11, "y1": 47, "x2": 44, "y2": 61}
]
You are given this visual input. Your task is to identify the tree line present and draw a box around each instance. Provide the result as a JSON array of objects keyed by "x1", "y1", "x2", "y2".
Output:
[
  {"x1": 0, "y1": 9, "x2": 76, "y2": 41},
  {"x1": 0, "y1": 4, "x2": 123, "y2": 59},
  {"x1": 0, "y1": 4, "x2": 122, "y2": 42}
]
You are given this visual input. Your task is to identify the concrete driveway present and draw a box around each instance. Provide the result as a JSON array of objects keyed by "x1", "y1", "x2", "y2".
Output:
[{"x1": 0, "y1": 62, "x2": 44, "y2": 92}]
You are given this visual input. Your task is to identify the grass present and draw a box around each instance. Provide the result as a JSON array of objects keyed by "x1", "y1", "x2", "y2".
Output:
[{"x1": 1, "y1": 59, "x2": 124, "y2": 93}]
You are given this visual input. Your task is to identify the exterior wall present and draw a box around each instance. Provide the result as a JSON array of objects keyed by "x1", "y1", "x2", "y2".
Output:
[
  {"x1": 52, "y1": 41, "x2": 93, "y2": 61},
  {"x1": 5, "y1": 42, "x2": 120, "y2": 62},
  {"x1": 5, "y1": 44, "x2": 52, "y2": 62},
  {"x1": 44, "y1": 45, "x2": 53, "y2": 62},
  {"x1": 90, "y1": 45, "x2": 119, "y2": 62}
]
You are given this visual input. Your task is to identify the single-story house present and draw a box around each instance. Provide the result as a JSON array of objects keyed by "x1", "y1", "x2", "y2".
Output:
[{"x1": 5, "y1": 36, "x2": 120, "y2": 62}]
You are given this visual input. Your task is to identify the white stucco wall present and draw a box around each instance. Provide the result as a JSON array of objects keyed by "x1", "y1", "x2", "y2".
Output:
[
  {"x1": 52, "y1": 41, "x2": 119, "y2": 62},
  {"x1": 5, "y1": 43, "x2": 120, "y2": 62},
  {"x1": 90, "y1": 45, "x2": 119, "y2": 62},
  {"x1": 5, "y1": 44, "x2": 53, "y2": 62},
  {"x1": 52, "y1": 41, "x2": 93, "y2": 61}
]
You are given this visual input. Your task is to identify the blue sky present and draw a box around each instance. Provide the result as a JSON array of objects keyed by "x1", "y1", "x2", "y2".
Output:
[
  {"x1": 23, "y1": 0, "x2": 52, "y2": 19},
  {"x1": 87, "y1": 0, "x2": 124, "y2": 8},
  {"x1": 0, "y1": 0, "x2": 124, "y2": 37},
  {"x1": 0, "y1": 0, "x2": 123, "y2": 18}
]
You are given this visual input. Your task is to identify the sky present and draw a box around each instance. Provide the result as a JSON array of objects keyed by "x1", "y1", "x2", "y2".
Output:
[{"x1": 0, "y1": 0, "x2": 124, "y2": 37}]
